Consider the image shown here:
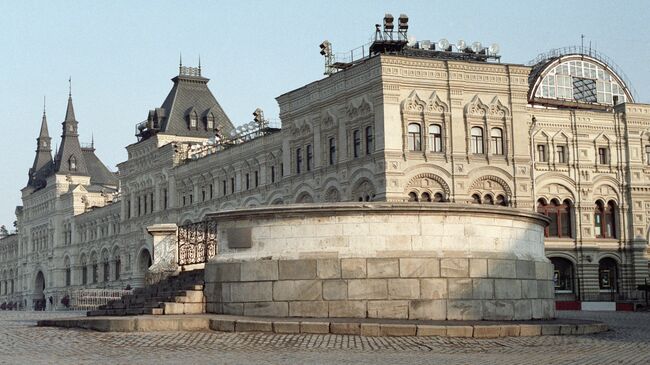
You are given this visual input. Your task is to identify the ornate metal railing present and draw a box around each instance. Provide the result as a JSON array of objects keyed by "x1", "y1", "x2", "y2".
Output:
[{"x1": 177, "y1": 220, "x2": 217, "y2": 266}]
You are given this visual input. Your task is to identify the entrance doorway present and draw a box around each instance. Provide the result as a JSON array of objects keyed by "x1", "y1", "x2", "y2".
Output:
[{"x1": 34, "y1": 271, "x2": 45, "y2": 311}]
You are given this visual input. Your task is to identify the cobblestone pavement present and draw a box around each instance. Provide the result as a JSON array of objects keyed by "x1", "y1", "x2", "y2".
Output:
[{"x1": 0, "y1": 310, "x2": 648, "y2": 365}]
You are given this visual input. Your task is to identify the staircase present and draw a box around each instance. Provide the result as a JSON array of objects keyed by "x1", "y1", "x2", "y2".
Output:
[{"x1": 87, "y1": 269, "x2": 205, "y2": 316}]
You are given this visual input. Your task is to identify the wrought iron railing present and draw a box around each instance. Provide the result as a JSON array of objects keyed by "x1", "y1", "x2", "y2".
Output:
[{"x1": 177, "y1": 220, "x2": 217, "y2": 266}]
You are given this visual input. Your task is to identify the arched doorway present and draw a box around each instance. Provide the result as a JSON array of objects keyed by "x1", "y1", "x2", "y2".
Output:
[
  {"x1": 34, "y1": 271, "x2": 45, "y2": 311},
  {"x1": 137, "y1": 249, "x2": 152, "y2": 275},
  {"x1": 550, "y1": 257, "x2": 576, "y2": 301}
]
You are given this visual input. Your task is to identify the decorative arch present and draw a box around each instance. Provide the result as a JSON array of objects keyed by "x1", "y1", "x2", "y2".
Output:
[
  {"x1": 324, "y1": 186, "x2": 341, "y2": 203},
  {"x1": 464, "y1": 95, "x2": 489, "y2": 117},
  {"x1": 487, "y1": 96, "x2": 509, "y2": 118},
  {"x1": 295, "y1": 192, "x2": 314, "y2": 204},
  {"x1": 405, "y1": 173, "x2": 451, "y2": 200},
  {"x1": 469, "y1": 175, "x2": 513, "y2": 203},
  {"x1": 426, "y1": 91, "x2": 448, "y2": 114},
  {"x1": 351, "y1": 178, "x2": 376, "y2": 202},
  {"x1": 401, "y1": 91, "x2": 427, "y2": 114}
]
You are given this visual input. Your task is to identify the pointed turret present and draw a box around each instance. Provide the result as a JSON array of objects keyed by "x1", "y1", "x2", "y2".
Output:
[
  {"x1": 54, "y1": 91, "x2": 88, "y2": 175},
  {"x1": 27, "y1": 106, "x2": 54, "y2": 188}
]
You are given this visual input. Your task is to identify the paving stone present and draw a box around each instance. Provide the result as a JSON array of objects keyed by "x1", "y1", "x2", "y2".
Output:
[
  {"x1": 330, "y1": 322, "x2": 361, "y2": 335},
  {"x1": 360, "y1": 323, "x2": 380, "y2": 336},
  {"x1": 299, "y1": 321, "x2": 330, "y2": 334},
  {"x1": 445, "y1": 325, "x2": 474, "y2": 337},
  {"x1": 379, "y1": 324, "x2": 416, "y2": 337},
  {"x1": 416, "y1": 324, "x2": 447, "y2": 336},
  {"x1": 272, "y1": 321, "x2": 300, "y2": 334},
  {"x1": 236, "y1": 320, "x2": 273, "y2": 332}
]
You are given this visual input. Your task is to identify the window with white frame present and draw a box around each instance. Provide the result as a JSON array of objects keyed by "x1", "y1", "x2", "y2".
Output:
[
  {"x1": 428, "y1": 124, "x2": 442, "y2": 152},
  {"x1": 470, "y1": 127, "x2": 484, "y2": 154}
]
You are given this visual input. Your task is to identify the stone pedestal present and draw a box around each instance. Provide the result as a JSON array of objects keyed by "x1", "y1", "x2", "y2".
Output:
[{"x1": 146, "y1": 224, "x2": 179, "y2": 285}]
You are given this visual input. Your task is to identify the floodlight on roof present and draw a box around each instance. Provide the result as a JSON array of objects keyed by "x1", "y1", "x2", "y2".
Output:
[
  {"x1": 398, "y1": 14, "x2": 408, "y2": 31},
  {"x1": 383, "y1": 13, "x2": 394, "y2": 32},
  {"x1": 319, "y1": 40, "x2": 331, "y2": 56},
  {"x1": 229, "y1": 130, "x2": 237, "y2": 137},
  {"x1": 438, "y1": 38, "x2": 450, "y2": 51},
  {"x1": 488, "y1": 43, "x2": 500, "y2": 55},
  {"x1": 471, "y1": 41, "x2": 482, "y2": 53},
  {"x1": 457, "y1": 39, "x2": 466, "y2": 51}
]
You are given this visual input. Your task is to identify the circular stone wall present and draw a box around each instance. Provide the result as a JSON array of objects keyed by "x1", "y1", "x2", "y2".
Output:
[{"x1": 203, "y1": 203, "x2": 555, "y2": 321}]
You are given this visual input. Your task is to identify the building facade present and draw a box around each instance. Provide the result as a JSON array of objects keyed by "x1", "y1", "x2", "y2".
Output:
[{"x1": 1, "y1": 34, "x2": 649, "y2": 310}]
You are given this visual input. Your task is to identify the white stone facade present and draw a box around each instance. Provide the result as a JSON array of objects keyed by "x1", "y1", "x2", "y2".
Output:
[{"x1": 1, "y1": 45, "x2": 649, "y2": 310}]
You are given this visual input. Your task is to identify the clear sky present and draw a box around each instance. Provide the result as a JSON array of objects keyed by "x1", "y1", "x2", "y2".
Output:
[{"x1": 0, "y1": 0, "x2": 648, "y2": 228}]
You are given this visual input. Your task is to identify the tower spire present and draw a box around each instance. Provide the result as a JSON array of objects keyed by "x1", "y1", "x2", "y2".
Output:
[
  {"x1": 29, "y1": 100, "x2": 54, "y2": 188},
  {"x1": 68, "y1": 76, "x2": 72, "y2": 97}
]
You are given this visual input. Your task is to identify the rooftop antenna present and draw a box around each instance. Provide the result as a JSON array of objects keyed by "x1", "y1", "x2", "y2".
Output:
[
  {"x1": 179, "y1": 52, "x2": 183, "y2": 74},
  {"x1": 580, "y1": 34, "x2": 584, "y2": 52},
  {"x1": 198, "y1": 54, "x2": 202, "y2": 76},
  {"x1": 91, "y1": 133, "x2": 94, "y2": 149},
  {"x1": 43, "y1": 95, "x2": 46, "y2": 115},
  {"x1": 68, "y1": 76, "x2": 72, "y2": 97}
]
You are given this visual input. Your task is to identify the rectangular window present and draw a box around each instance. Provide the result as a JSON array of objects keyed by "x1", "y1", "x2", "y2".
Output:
[
  {"x1": 598, "y1": 147, "x2": 608, "y2": 164},
  {"x1": 143, "y1": 195, "x2": 147, "y2": 214},
  {"x1": 537, "y1": 144, "x2": 547, "y2": 162},
  {"x1": 296, "y1": 148, "x2": 302, "y2": 174},
  {"x1": 163, "y1": 189, "x2": 168, "y2": 209},
  {"x1": 202, "y1": 189, "x2": 206, "y2": 201},
  {"x1": 556, "y1": 145, "x2": 566, "y2": 163},
  {"x1": 353, "y1": 130, "x2": 361, "y2": 158},
  {"x1": 429, "y1": 124, "x2": 442, "y2": 152},
  {"x1": 306, "y1": 144, "x2": 313, "y2": 171},
  {"x1": 230, "y1": 177, "x2": 235, "y2": 193},
  {"x1": 209, "y1": 184, "x2": 213, "y2": 199},
  {"x1": 137, "y1": 197, "x2": 142, "y2": 216},
  {"x1": 271, "y1": 166, "x2": 276, "y2": 183},
  {"x1": 365, "y1": 126, "x2": 374, "y2": 154},
  {"x1": 254, "y1": 171, "x2": 259, "y2": 187},
  {"x1": 127, "y1": 200, "x2": 131, "y2": 218},
  {"x1": 189, "y1": 194, "x2": 193, "y2": 204},
  {"x1": 222, "y1": 180, "x2": 227, "y2": 195},
  {"x1": 646, "y1": 146, "x2": 650, "y2": 164},
  {"x1": 245, "y1": 173, "x2": 250, "y2": 190},
  {"x1": 150, "y1": 193, "x2": 154, "y2": 212},
  {"x1": 329, "y1": 138, "x2": 336, "y2": 165}
]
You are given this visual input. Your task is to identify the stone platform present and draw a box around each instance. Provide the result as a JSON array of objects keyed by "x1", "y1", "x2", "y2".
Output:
[{"x1": 37, "y1": 314, "x2": 607, "y2": 338}]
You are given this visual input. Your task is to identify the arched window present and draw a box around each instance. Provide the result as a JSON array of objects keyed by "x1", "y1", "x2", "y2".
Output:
[
  {"x1": 65, "y1": 258, "x2": 71, "y2": 287},
  {"x1": 328, "y1": 137, "x2": 336, "y2": 165},
  {"x1": 470, "y1": 127, "x2": 484, "y2": 154},
  {"x1": 353, "y1": 129, "x2": 361, "y2": 158},
  {"x1": 598, "y1": 258, "x2": 618, "y2": 291},
  {"x1": 103, "y1": 257, "x2": 110, "y2": 282},
  {"x1": 595, "y1": 200, "x2": 617, "y2": 238},
  {"x1": 206, "y1": 114, "x2": 215, "y2": 130},
  {"x1": 421, "y1": 192, "x2": 431, "y2": 202},
  {"x1": 428, "y1": 124, "x2": 442, "y2": 152},
  {"x1": 551, "y1": 257, "x2": 574, "y2": 292},
  {"x1": 189, "y1": 112, "x2": 198, "y2": 129},
  {"x1": 433, "y1": 192, "x2": 444, "y2": 202},
  {"x1": 408, "y1": 123, "x2": 422, "y2": 151},
  {"x1": 92, "y1": 259, "x2": 98, "y2": 284},
  {"x1": 82, "y1": 263, "x2": 88, "y2": 285},
  {"x1": 483, "y1": 194, "x2": 494, "y2": 205},
  {"x1": 537, "y1": 199, "x2": 573, "y2": 238},
  {"x1": 490, "y1": 128, "x2": 503, "y2": 155},
  {"x1": 471, "y1": 194, "x2": 481, "y2": 204},
  {"x1": 69, "y1": 156, "x2": 77, "y2": 171},
  {"x1": 408, "y1": 192, "x2": 419, "y2": 202},
  {"x1": 114, "y1": 256, "x2": 121, "y2": 280},
  {"x1": 496, "y1": 194, "x2": 507, "y2": 206},
  {"x1": 365, "y1": 126, "x2": 374, "y2": 154}
]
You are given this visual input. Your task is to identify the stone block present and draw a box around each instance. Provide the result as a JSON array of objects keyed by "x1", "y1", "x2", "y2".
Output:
[
  {"x1": 367, "y1": 258, "x2": 399, "y2": 278},
  {"x1": 367, "y1": 300, "x2": 409, "y2": 319},
  {"x1": 323, "y1": 280, "x2": 347, "y2": 300},
  {"x1": 516, "y1": 260, "x2": 536, "y2": 279},
  {"x1": 469, "y1": 259, "x2": 488, "y2": 278},
  {"x1": 541, "y1": 324, "x2": 561, "y2": 335},
  {"x1": 499, "y1": 325, "x2": 520, "y2": 337},
  {"x1": 240, "y1": 261, "x2": 278, "y2": 281},
  {"x1": 214, "y1": 263, "x2": 241, "y2": 282},
  {"x1": 236, "y1": 320, "x2": 273, "y2": 332},
  {"x1": 210, "y1": 319, "x2": 235, "y2": 332},
  {"x1": 420, "y1": 278, "x2": 447, "y2": 299},
  {"x1": 531, "y1": 299, "x2": 543, "y2": 319},
  {"x1": 388, "y1": 279, "x2": 420, "y2": 299},
  {"x1": 317, "y1": 259, "x2": 341, "y2": 279},
  {"x1": 328, "y1": 300, "x2": 366, "y2": 318},
  {"x1": 473, "y1": 325, "x2": 500, "y2": 338},
  {"x1": 513, "y1": 299, "x2": 532, "y2": 320},
  {"x1": 222, "y1": 303, "x2": 244, "y2": 315},
  {"x1": 162, "y1": 302, "x2": 184, "y2": 315},
  {"x1": 289, "y1": 301, "x2": 328, "y2": 317},
  {"x1": 535, "y1": 261, "x2": 550, "y2": 280},
  {"x1": 416, "y1": 325, "x2": 446, "y2": 336},
  {"x1": 521, "y1": 280, "x2": 538, "y2": 299},
  {"x1": 279, "y1": 259, "x2": 317, "y2": 280},
  {"x1": 243, "y1": 302, "x2": 289, "y2": 317},
  {"x1": 472, "y1": 279, "x2": 494, "y2": 299},
  {"x1": 448, "y1": 278, "x2": 473, "y2": 299},
  {"x1": 273, "y1": 321, "x2": 301, "y2": 334},
  {"x1": 221, "y1": 283, "x2": 232, "y2": 302},
  {"x1": 445, "y1": 326, "x2": 473, "y2": 337},
  {"x1": 399, "y1": 258, "x2": 439, "y2": 278},
  {"x1": 273, "y1": 280, "x2": 322, "y2": 301},
  {"x1": 482, "y1": 300, "x2": 514, "y2": 320},
  {"x1": 409, "y1": 300, "x2": 446, "y2": 320},
  {"x1": 494, "y1": 279, "x2": 522, "y2": 299},
  {"x1": 330, "y1": 323, "x2": 361, "y2": 335},
  {"x1": 447, "y1": 300, "x2": 482, "y2": 320},
  {"x1": 440, "y1": 258, "x2": 469, "y2": 277},
  {"x1": 348, "y1": 279, "x2": 387, "y2": 300},
  {"x1": 178, "y1": 317, "x2": 210, "y2": 331},
  {"x1": 341, "y1": 258, "x2": 366, "y2": 278},
  {"x1": 379, "y1": 324, "x2": 416, "y2": 337},
  {"x1": 183, "y1": 303, "x2": 205, "y2": 314},
  {"x1": 300, "y1": 322, "x2": 330, "y2": 334},
  {"x1": 487, "y1": 259, "x2": 516, "y2": 278},
  {"x1": 519, "y1": 324, "x2": 541, "y2": 336},
  {"x1": 231, "y1": 282, "x2": 273, "y2": 302},
  {"x1": 360, "y1": 323, "x2": 380, "y2": 336}
]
